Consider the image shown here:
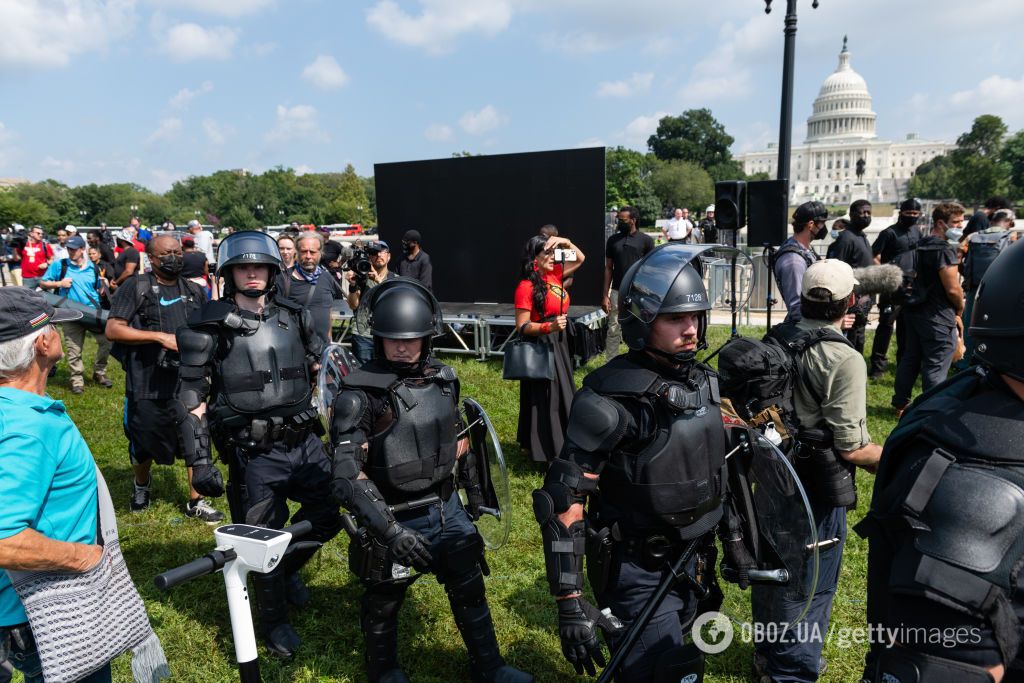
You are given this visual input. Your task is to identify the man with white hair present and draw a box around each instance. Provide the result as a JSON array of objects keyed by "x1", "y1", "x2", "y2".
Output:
[
  {"x1": 186, "y1": 220, "x2": 215, "y2": 266},
  {"x1": 275, "y1": 231, "x2": 345, "y2": 344},
  {"x1": 0, "y1": 287, "x2": 112, "y2": 683}
]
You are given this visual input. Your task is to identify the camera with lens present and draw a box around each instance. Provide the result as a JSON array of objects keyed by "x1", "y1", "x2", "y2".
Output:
[
  {"x1": 156, "y1": 348, "x2": 181, "y2": 370},
  {"x1": 344, "y1": 246, "x2": 374, "y2": 290}
]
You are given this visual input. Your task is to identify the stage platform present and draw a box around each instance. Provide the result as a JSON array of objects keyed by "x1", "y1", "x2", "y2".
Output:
[{"x1": 331, "y1": 301, "x2": 606, "y2": 360}]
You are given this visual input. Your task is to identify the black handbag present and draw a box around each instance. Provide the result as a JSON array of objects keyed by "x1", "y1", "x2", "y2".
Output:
[{"x1": 502, "y1": 323, "x2": 554, "y2": 381}]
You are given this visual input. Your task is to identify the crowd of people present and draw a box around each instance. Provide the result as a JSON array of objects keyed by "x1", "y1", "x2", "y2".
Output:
[{"x1": 0, "y1": 200, "x2": 1021, "y2": 683}]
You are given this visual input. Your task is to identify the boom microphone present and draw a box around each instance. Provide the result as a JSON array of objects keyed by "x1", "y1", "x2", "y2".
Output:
[{"x1": 852, "y1": 264, "x2": 903, "y2": 296}]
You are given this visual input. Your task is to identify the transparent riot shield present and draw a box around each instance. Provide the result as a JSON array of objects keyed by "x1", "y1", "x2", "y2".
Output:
[
  {"x1": 459, "y1": 398, "x2": 511, "y2": 550},
  {"x1": 315, "y1": 343, "x2": 356, "y2": 430},
  {"x1": 720, "y1": 426, "x2": 820, "y2": 629}
]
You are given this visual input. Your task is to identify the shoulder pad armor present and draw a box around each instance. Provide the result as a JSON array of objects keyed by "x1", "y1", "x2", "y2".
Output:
[
  {"x1": 342, "y1": 364, "x2": 399, "y2": 392},
  {"x1": 188, "y1": 299, "x2": 236, "y2": 328},
  {"x1": 331, "y1": 389, "x2": 368, "y2": 436},
  {"x1": 177, "y1": 326, "x2": 216, "y2": 367},
  {"x1": 566, "y1": 388, "x2": 630, "y2": 452},
  {"x1": 582, "y1": 355, "x2": 660, "y2": 397}
]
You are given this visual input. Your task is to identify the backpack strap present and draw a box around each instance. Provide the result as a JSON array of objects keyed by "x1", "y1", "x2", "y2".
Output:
[{"x1": 774, "y1": 243, "x2": 817, "y2": 269}]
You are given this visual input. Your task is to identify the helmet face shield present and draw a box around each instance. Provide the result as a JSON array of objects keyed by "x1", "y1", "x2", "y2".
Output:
[{"x1": 216, "y1": 230, "x2": 283, "y2": 277}]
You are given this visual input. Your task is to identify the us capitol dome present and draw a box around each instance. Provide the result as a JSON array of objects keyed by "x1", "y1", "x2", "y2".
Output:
[{"x1": 738, "y1": 37, "x2": 953, "y2": 205}]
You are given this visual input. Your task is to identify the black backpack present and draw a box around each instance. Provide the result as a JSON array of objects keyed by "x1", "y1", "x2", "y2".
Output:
[
  {"x1": 717, "y1": 322, "x2": 852, "y2": 454},
  {"x1": 963, "y1": 230, "x2": 1012, "y2": 290},
  {"x1": 109, "y1": 274, "x2": 204, "y2": 369}
]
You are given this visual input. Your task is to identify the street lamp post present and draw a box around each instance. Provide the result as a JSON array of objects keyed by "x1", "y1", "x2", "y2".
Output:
[
  {"x1": 78, "y1": 210, "x2": 87, "y2": 226},
  {"x1": 764, "y1": 0, "x2": 820, "y2": 190},
  {"x1": 130, "y1": 204, "x2": 138, "y2": 220}
]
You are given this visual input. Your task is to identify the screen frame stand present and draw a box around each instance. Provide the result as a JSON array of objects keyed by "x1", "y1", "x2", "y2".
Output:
[{"x1": 763, "y1": 243, "x2": 778, "y2": 331}]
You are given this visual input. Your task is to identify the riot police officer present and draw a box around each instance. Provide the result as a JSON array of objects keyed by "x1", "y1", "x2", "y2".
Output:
[
  {"x1": 533, "y1": 244, "x2": 755, "y2": 682},
  {"x1": 174, "y1": 230, "x2": 341, "y2": 658},
  {"x1": 859, "y1": 240, "x2": 1024, "y2": 682},
  {"x1": 329, "y1": 278, "x2": 532, "y2": 683}
]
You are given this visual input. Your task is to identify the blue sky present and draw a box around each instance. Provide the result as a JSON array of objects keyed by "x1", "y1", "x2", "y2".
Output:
[{"x1": 2, "y1": 0, "x2": 1022, "y2": 192}]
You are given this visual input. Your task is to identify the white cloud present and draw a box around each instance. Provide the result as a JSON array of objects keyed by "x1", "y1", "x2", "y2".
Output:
[
  {"x1": 294, "y1": 164, "x2": 313, "y2": 175},
  {"x1": 202, "y1": 118, "x2": 233, "y2": 145},
  {"x1": 680, "y1": 16, "x2": 775, "y2": 106},
  {"x1": 146, "y1": 117, "x2": 182, "y2": 144},
  {"x1": 169, "y1": 81, "x2": 214, "y2": 109},
  {"x1": 424, "y1": 123, "x2": 454, "y2": 142},
  {"x1": 458, "y1": 105, "x2": 506, "y2": 135},
  {"x1": 302, "y1": 55, "x2": 349, "y2": 90},
  {"x1": 146, "y1": 0, "x2": 273, "y2": 17},
  {"x1": 41, "y1": 156, "x2": 74, "y2": 173},
  {"x1": 266, "y1": 104, "x2": 327, "y2": 143},
  {"x1": 951, "y1": 74, "x2": 1024, "y2": 109},
  {"x1": 366, "y1": 0, "x2": 511, "y2": 54},
  {"x1": 243, "y1": 41, "x2": 276, "y2": 57},
  {"x1": 161, "y1": 23, "x2": 239, "y2": 62},
  {"x1": 597, "y1": 72, "x2": 654, "y2": 98},
  {"x1": 622, "y1": 111, "x2": 669, "y2": 148},
  {"x1": 0, "y1": 0, "x2": 136, "y2": 68},
  {"x1": 539, "y1": 29, "x2": 610, "y2": 56},
  {"x1": 148, "y1": 168, "x2": 186, "y2": 193}
]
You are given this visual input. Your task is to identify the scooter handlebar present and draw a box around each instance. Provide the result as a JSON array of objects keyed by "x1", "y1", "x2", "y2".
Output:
[
  {"x1": 281, "y1": 520, "x2": 313, "y2": 539},
  {"x1": 154, "y1": 548, "x2": 237, "y2": 591}
]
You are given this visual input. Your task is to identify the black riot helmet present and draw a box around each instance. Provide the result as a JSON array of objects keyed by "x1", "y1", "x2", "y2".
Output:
[
  {"x1": 969, "y1": 240, "x2": 1024, "y2": 382},
  {"x1": 367, "y1": 277, "x2": 443, "y2": 370},
  {"x1": 216, "y1": 230, "x2": 283, "y2": 298},
  {"x1": 618, "y1": 243, "x2": 713, "y2": 364}
]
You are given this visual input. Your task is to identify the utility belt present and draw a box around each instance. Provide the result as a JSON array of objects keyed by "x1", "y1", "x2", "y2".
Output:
[
  {"x1": 586, "y1": 521, "x2": 715, "y2": 592},
  {"x1": 380, "y1": 476, "x2": 456, "y2": 508},
  {"x1": 793, "y1": 427, "x2": 857, "y2": 509},
  {"x1": 224, "y1": 408, "x2": 324, "y2": 453}
]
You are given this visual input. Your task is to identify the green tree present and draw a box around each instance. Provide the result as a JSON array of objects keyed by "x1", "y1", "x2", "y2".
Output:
[
  {"x1": 649, "y1": 161, "x2": 714, "y2": 215},
  {"x1": 948, "y1": 115, "x2": 1010, "y2": 205},
  {"x1": 907, "y1": 155, "x2": 957, "y2": 199},
  {"x1": 647, "y1": 109, "x2": 735, "y2": 169},
  {"x1": 956, "y1": 114, "x2": 1007, "y2": 157},
  {"x1": 0, "y1": 191, "x2": 56, "y2": 228},
  {"x1": 1001, "y1": 129, "x2": 1024, "y2": 199}
]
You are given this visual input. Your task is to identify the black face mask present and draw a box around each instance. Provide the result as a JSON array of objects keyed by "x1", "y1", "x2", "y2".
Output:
[
  {"x1": 850, "y1": 215, "x2": 872, "y2": 231},
  {"x1": 402, "y1": 241, "x2": 415, "y2": 254},
  {"x1": 813, "y1": 224, "x2": 829, "y2": 240},
  {"x1": 898, "y1": 214, "x2": 919, "y2": 228},
  {"x1": 617, "y1": 219, "x2": 632, "y2": 233},
  {"x1": 157, "y1": 255, "x2": 183, "y2": 276}
]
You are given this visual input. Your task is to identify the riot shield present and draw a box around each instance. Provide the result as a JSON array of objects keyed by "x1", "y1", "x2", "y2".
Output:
[
  {"x1": 720, "y1": 426, "x2": 820, "y2": 628},
  {"x1": 315, "y1": 343, "x2": 356, "y2": 430},
  {"x1": 459, "y1": 398, "x2": 511, "y2": 550}
]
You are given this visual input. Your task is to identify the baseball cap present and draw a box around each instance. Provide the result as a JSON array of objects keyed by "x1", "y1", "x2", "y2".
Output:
[
  {"x1": 801, "y1": 259, "x2": 859, "y2": 302},
  {"x1": 187, "y1": 219, "x2": 202, "y2": 229},
  {"x1": 366, "y1": 240, "x2": 390, "y2": 253},
  {"x1": 0, "y1": 287, "x2": 82, "y2": 342},
  {"x1": 67, "y1": 235, "x2": 86, "y2": 249},
  {"x1": 793, "y1": 201, "x2": 828, "y2": 225},
  {"x1": 705, "y1": 205, "x2": 715, "y2": 213},
  {"x1": 65, "y1": 225, "x2": 78, "y2": 234},
  {"x1": 402, "y1": 229, "x2": 421, "y2": 243}
]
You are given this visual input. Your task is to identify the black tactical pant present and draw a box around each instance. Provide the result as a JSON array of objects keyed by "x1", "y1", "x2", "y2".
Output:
[
  {"x1": 226, "y1": 431, "x2": 342, "y2": 567},
  {"x1": 870, "y1": 295, "x2": 904, "y2": 375}
]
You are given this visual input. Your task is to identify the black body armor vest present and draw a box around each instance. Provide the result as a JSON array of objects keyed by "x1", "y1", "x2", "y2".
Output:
[
  {"x1": 342, "y1": 361, "x2": 459, "y2": 496},
  {"x1": 209, "y1": 303, "x2": 313, "y2": 421},
  {"x1": 858, "y1": 367, "x2": 1024, "y2": 668},
  {"x1": 585, "y1": 355, "x2": 726, "y2": 533}
]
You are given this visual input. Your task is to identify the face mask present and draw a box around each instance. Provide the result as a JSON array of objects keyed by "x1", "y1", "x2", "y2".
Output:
[
  {"x1": 813, "y1": 225, "x2": 829, "y2": 240},
  {"x1": 830, "y1": 229, "x2": 842, "y2": 240},
  {"x1": 157, "y1": 254, "x2": 183, "y2": 275},
  {"x1": 617, "y1": 219, "x2": 631, "y2": 232},
  {"x1": 898, "y1": 214, "x2": 918, "y2": 228},
  {"x1": 851, "y1": 215, "x2": 871, "y2": 230},
  {"x1": 945, "y1": 227, "x2": 963, "y2": 243}
]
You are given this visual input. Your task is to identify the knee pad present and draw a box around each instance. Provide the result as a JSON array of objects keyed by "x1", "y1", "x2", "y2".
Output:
[
  {"x1": 440, "y1": 531, "x2": 485, "y2": 578},
  {"x1": 444, "y1": 568, "x2": 486, "y2": 607},
  {"x1": 361, "y1": 583, "x2": 409, "y2": 625},
  {"x1": 652, "y1": 643, "x2": 705, "y2": 683}
]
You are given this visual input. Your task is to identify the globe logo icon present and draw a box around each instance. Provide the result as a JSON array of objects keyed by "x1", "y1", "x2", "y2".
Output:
[{"x1": 691, "y1": 611, "x2": 734, "y2": 654}]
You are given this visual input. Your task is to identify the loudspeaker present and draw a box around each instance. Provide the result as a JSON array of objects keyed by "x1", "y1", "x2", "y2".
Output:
[
  {"x1": 746, "y1": 179, "x2": 788, "y2": 246},
  {"x1": 714, "y1": 180, "x2": 746, "y2": 232}
]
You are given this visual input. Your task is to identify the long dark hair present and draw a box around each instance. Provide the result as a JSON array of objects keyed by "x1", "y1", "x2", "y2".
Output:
[{"x1": 521, "y1": 235, "x2": 548, "y2": 315}]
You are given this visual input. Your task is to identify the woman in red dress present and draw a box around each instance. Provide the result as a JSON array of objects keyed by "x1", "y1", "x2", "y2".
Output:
[{"x1": 514, "y1": 234, "x2": 586, "y2": 463}]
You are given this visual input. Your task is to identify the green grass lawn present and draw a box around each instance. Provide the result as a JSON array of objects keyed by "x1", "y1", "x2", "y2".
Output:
[{"x1": 33, "y1": 324, "x2": 911, "y2": 683}]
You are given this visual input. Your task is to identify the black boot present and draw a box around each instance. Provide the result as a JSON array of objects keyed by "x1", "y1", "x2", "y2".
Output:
[
  {"x1": 252, "y1": 571, "x2": 301, "y2": 657},
  {"x1": 285, "y1": 572, "x2": 311, "y2": 609},
  {"x1": 362, "y1": 583, "x2": 410, "y2": 683},
  {"x1": 446, "y1": 571, "x2": 533, "y2": 683}
]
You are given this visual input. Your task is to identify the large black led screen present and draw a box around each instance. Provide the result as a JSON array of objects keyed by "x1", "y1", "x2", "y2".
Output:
[{"x1": 374, "y1": 147, "x2": 606, "y2": 307}]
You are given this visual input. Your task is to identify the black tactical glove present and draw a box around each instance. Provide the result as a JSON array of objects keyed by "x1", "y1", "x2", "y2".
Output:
[
  {"x1": 381, "y1": 523, "x2": 433, "y2": 572},
  {"x1": 190, "y1": 463, "x2": 224, "y2": 498},
  {"x1": 556, "y1": 596, "x2": 618, "y2": 676},
  {"x1": 720, "y1": 535, "x2": 757, "y2": 590}
]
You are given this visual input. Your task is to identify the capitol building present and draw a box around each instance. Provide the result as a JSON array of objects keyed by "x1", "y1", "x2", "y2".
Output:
[{"x1": 737, "y1": 38, "x2": 954, "y2": 205}]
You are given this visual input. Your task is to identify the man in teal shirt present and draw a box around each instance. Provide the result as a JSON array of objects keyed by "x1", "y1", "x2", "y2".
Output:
[
  {"x1": 39, "y1": 234, "x2": 113, "y2": 394},
  {"x1": 0, "y1": 287, "x2": 110, "y2": 683}
]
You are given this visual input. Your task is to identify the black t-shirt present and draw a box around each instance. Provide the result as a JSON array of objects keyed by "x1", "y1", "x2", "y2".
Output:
[
  {"x1": 397, "y1": 250, "x2": 433, "y2": 291},
  {"x1": 275, "y1": 267, "x2": 345, "y2": 344},
  {"x1": 182, "y1": 251, "x2": 207, "y2": 279},
  {"x1": 963, "y1": 209, "x2": 989, "y2": 239},
  {"x1": 95, "y1": 241, "x2": 115, "y2": 264},
  {"x1": 909, "y1": 236, "x2": 959, "y2": 328},
  {"x1": 109, "y1": 275, "x2": 202, "y2": 399},
  {"x1": 113, "y1": 246, "x2": 140, "y2": 279},
  {"x1": 872, "y1": 224, "x2": 922, "y2": 264},
  {"x1": 826, "y1": 228, "x2": 873, "y2": 268},
  {"x1": 606, "y1": 230, "x2": 655, "y2": 290}
]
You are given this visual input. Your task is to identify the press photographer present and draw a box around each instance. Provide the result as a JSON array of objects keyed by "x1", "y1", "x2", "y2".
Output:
[{"x1": 345, "y1": 240, "x2": 397, "y2": 365}]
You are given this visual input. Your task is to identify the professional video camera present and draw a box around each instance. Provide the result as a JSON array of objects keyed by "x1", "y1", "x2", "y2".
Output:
[{"x1": 343, "y1": 246, "x2": 374, "y2": 289}]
